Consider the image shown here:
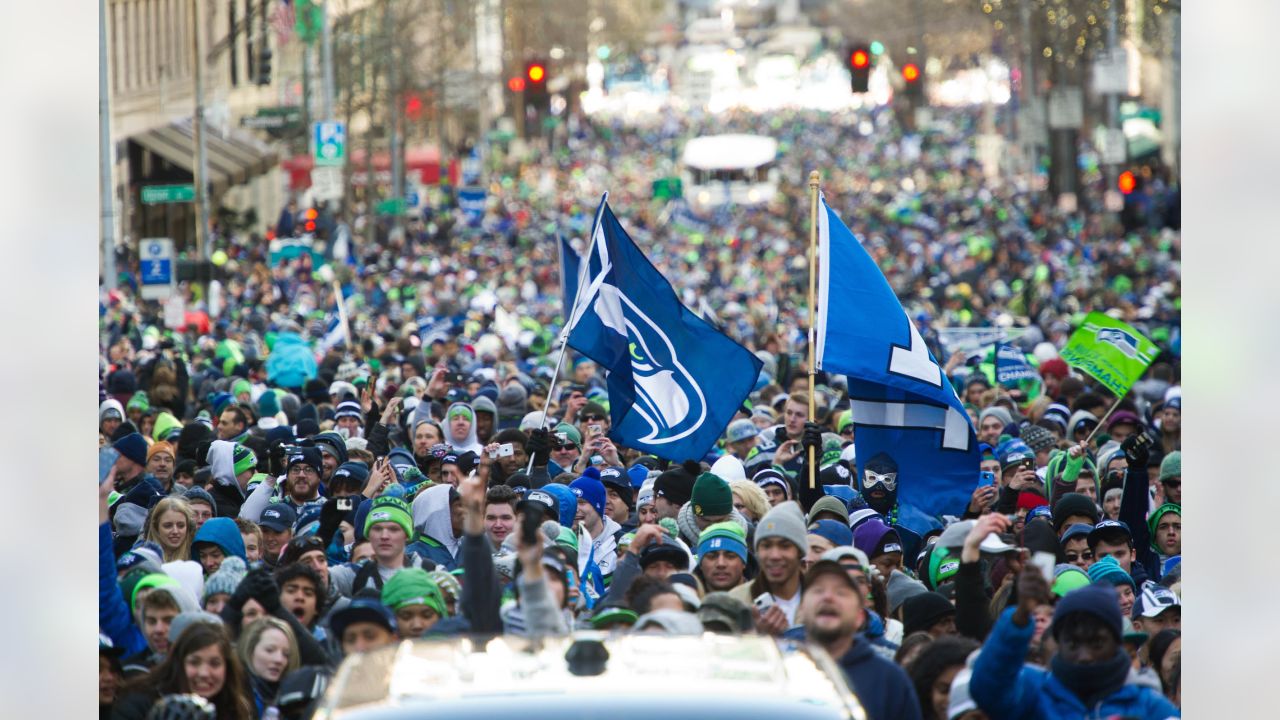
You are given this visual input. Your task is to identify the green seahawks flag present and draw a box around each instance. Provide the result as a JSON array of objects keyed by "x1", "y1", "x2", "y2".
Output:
[{"x1": 1059, "y1": 312, "x2": 1158, "y2": 398}]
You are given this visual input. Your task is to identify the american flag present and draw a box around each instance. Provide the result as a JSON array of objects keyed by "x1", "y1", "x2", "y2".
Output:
[{"x1": 270, "y1": 0, "x2": 296, "y2": 45}]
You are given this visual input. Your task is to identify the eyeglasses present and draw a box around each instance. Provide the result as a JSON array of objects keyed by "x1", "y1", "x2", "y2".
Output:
[{"x1": 864, "y1": 470, "x2": 897, "y2": 491}]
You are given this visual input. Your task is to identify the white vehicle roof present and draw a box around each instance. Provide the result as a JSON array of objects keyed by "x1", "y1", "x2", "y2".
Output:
[{"x1": 681, "y1": 134, "x2": 778, "y2": 171}]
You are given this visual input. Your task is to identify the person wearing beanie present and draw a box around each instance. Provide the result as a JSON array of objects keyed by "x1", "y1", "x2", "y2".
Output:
[
  {"x1": 112, "y1": 432, "x2": 151, "y2": 484},
  {"x1": 729, "y1": 501, "x2": 807, "y2": 634},
  {"x1": 653, "y1": 461, "x2": 700, "y2": 519},
  {"x1": 676, "y1": 472, "x2": 749, "y2": 547},
  {"x1": 751, "y1": 467, "x2": 792, "y2": 507},
  {"x1": 723, "y1": 418, "x2": 761, "y2": 460},
  {"x1": 902, "y1": 591, "x2": 957, "y2": 638},
  {"x1": 256, "y1": 390, "x2": 283, "y2": 430},
  {"x1": 969, "y1": 566, "x2": 1178, "y2": 719},
  {"x1": 100, "y1": 398, "x2": 126, "y2": 438},
  {"x1": 311, "y1": 431, "x2": 349, "y2": 481},
  {"x1": 202, "y1": 556, "x2": 248, "y2": 614},
  {"x1": 695, "y1": 522, "x2": 750, "y2": 593},
  {"x1": 495, "y1": 383, "x2": 528, "y2": 431},
  {"x1": 807, "y1": 495, "x2": 851, "y2": 526},
  {"x1": 858, "y1": 452, "x2": 904, "y2": 522},
  {"x1": 806, "y1": 516, "x2": 852, "y2": 552},
  {"x1": 548, "y1": 422, "x2": 582, "y2": 475},
  {"x1": 331, "y1": 496, "x2": 432, "y2": 598},
  {"x1": 151, "y1": 411, "x2": 184, "y2": 444},
  {"x1": 191, "y1": 517, "x2": 247, "y2": 576},
  {"x1": 333, "y1": 398, "x2": 364, "y2": 439},
  {"x1": 1158, "y1": 452, "x2": 1181, "y2": 505},
  {"x1": 853, "y1": 516, "x2": 905, "y2": 581},
  {"x1": 278, "y1": 445, "x2": 324, "y2": 510},
  {"x1": 798, "y1": 560, "x2": 924, "y2": 720},
  {"x1": 381, "y1": 567, "x2": 448, "y2": 639},
  {"x1": 1052, "y1": 492, "x2": 1099, "y2": 534},
  {"x1": 569, "y1": 468, "x2": 622, "y2": 580},
  {"x1": 978, "y1": 407, "x2": 1013, "y2": 445},
  {"x1": 145, "y1": 441, "x2": 177, "y2": 490},
  {"x1": 1020, "y1": 425, "x2": 1057, "y2": 466},
  {"x1": 636, "y1": 481, "x2": 658, "y2": 526},
  {"x1": 1147, "y1": 504, "x2": 1181, "y2": 559}
]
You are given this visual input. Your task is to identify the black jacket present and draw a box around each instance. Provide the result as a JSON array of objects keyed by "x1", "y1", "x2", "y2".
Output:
[{"x1": 835, "y1": 639, "x2": 923, "y2": 720}]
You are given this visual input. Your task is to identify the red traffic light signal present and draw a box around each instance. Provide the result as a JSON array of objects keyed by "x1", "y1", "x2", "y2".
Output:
[
  {"x1": 1118, "y1": 170, "x2": 1137, "y2": 195},
  {"x1": 527, "y1": 63, "x2": 546, "y2": 83},
  {"x1": 508, "y1": 76, "x2": 526, "y2": 92},
  {"x1": 902, "y1": 63, "x2": 920, "y2": 82},
  {"x1": 851, "y1": 49, "x2": 869, "y2": 69}
]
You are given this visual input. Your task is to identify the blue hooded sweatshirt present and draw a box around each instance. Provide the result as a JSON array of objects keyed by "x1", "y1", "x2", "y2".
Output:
[
  {"x1": 191, "y1": 517, "x2": 247, "y2": 562},
  {"x1": 540, "y1": 483, "x2": 578, "y2": 530},
  {"x1": 970, "y1": 607, "x2": 1181, "y2": 720}
]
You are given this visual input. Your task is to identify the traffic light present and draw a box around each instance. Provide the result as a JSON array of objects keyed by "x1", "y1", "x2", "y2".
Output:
[
  {"x1": 1118, "y1": 170, "x2": 1137, "y2": 195},
  {"x1": 507, "y1": 76, "x2": 526, "y2": 92},
  {"x1": 901, "y1": 62, "x2": 923, "y2": 100},
  {"x1": 848, "y1": 44, "x2": 871, "y2": 93},
  {"x1": 525, "y1": 59, "x2": 549, "y2": 110},
  {"x1": 256, "y1": 45, "x2": 273, "y2": 86},
  {"x1": 302, "y1": 207, "x2": 318, "y2": 234}
]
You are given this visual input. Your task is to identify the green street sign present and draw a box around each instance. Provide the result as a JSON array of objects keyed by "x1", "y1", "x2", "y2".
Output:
[{"x1": 141, "y1": 184, "x2": 195, "y2": 204}]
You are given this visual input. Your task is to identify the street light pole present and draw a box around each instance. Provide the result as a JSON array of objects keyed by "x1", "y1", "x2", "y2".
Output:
[
  {"x1": 191, "y1": 0, "x2": 212, "y2": 302},
  {"x1": 322, "y1": 0, "x2": 335, "y2": 119},
  {"x1": 100, "y1": 0, "x2": 116, "y2": 291}
]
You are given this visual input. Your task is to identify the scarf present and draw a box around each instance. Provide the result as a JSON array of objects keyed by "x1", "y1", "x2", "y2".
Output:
[{"x1": 1051, "y1": 648, "x2": 1131, "y2": 708}]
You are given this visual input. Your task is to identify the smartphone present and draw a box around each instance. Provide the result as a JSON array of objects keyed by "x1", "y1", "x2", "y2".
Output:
[
  {"x1": 588, "y1": 424, "x2": 602, "y2": 436},
  {"x1": 336, "y1": 497, "x2": 354, "y2": 512},
  {"x1": 555, "y1": 432, "x2": 569, "y2": 446},
  {"x1": 497, "y1": 443, "x2": 515, "y2": 458},
  {"x1": 521, "y1": 502, "x2": 544, "y2": 546},
  {"x1": 448, "y1": 372, "x2": 466, "y2": 385},
  {"x1": 99, "y1": 447, "x2": 120, "y2": 485},
  {"x1": 753, "y1": 592, "x2": 775, "y2": 612},
  {"x1": 1031, "y1": 551, "x2": 1056, "y2": 583},
  {"x1": 978, "y1": 470, "x2": 996, "y2": 487}
]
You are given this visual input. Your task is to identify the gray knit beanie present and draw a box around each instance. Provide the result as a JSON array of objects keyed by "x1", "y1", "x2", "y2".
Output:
[{"x1": 753, "y1": 501, "x2": 808, "y2": 555}]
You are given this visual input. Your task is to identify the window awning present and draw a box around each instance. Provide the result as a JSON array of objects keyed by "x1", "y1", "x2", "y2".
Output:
[{"x1": 132, "y1": 118, "x2": 278, "y2": 191}]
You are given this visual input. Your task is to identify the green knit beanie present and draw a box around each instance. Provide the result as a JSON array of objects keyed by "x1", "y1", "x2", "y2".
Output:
[
  {"x1": 365, "y1": 496, "x2": 414, "y2": 538},
  {"x1": 231, "y1": 378, "x2": 252, "y2": 399},
  {"x1": 1147, "y1": 503, "x2": 1181, "y2": 551},
  {"x1": 691, "y1": 472, "x2": 733, "y2": 518},
  {"x1": 1159, "y1": 451, "x2": 1181, "y2": 482},
  {"x1": 232, "y1": 444, "x2": 257, "y2": 476},
  {"x1": 381, "y1": 567, "x2": 447, "y2": 618},
  {"x1": 127, "y1": 391, "x2": 150, "y2": 413},
  {"x1": 152, "y1": 411, "x2": 184, "y2": 442}
]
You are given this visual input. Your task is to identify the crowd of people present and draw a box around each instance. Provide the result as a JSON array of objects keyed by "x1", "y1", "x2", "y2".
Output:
[{"x1": 98, "y1": 105, "x2": 1181, "y2": 719}]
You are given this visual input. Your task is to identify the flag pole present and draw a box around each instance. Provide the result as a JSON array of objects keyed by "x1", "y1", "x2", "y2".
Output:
[
  {"x1": 525, "y1": 194, "x2": 607, "y2": 475},
  {"x1": 807, "y1": 170, "x2": 821, "y2": 490},
  {"x1": 1080, "y1": 395, "x2": 1124, "y2": 448}
]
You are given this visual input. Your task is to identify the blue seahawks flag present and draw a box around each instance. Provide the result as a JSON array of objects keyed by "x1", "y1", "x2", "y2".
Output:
[
  {"x1": 567, "y1": 195, "x2": 763, "y2": 462},
  {"x1": 814, "y1": 194, "x2": 979, "y2": 532},
  {"x1": 995, "y1": 342, "x2": 1039, "y2": 387},
  {"x1": 559, "y1": 234, "x2": 583, "y2": 320}
]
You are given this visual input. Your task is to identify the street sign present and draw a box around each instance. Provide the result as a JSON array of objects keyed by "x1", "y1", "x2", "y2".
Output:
[
  {"x1": 1048, "y1": 87, "x2": 1084, "y2": 129},
  {"x1": 1096, "y1": 127, "x2": 1127, "y2": 165},
  {"x1": 163, "y1": 295, "x2": 186, "y2": 329},
  {"x1": 405, "y1": 190, "x2": 420, "y2": 208},
  {"x1": 313, "y1": 121, "x2": 347, "y2": 167},
  {"x1": 310, "y1": 166, "x2": 343, "y2": 201},
  {"x1": 141, "y1": 184, "x2": 195, "y2": 204},
  {"x1": 241, "y1": 106, "x2": 302, "y2": 130},
  {"x1": 139, "y1": 238, "x2": 175, "y2": 300},
  {"x1": 1092, "y1": 50, "x2": 1129, "y2": 95}
]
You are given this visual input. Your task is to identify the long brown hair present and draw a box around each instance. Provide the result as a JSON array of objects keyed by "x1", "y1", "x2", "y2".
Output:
[
  {"x1": 123, "y1": 622, "x2": 253, "y2": 720},
  {"x1": 143, "y1": 496, "x2": 196, "y2": 563}
]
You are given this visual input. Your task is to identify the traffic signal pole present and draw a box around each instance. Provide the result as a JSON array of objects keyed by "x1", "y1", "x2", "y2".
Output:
[{"x1": 99, "y1": 0, "x2": 116, "y2": 291}]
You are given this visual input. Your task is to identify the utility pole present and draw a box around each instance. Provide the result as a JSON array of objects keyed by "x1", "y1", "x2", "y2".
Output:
[
  {"x1": 1020, "y1": 0, "x2": 1036, "y2": 178},
  {"x1": 511, "y1": 0, "x2": 526, "y2": 140},
  {"x1": 100, "y1": 0, "x2": 116, "y2": 290},
  {"x1": 385, "y1": 0, "x2": 404, "y2": 236},
  {"x1": 322, "y1": 0, "x2": 335, "y2": 119},
  {"x1": 1104, "y1": 0, "x2": 1119, "y2": 198},
  {"x1": 191, "y1": 0, "x2": 211, "y2": 301}
]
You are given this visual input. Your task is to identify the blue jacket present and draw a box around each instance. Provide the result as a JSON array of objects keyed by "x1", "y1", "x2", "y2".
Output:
[
  {"x1": 406, "y1": 534, "x2": 458, "y2": 571},
  {"x1": 971, "y1": 607, "x2": 1181, "y2": 720},
  {"x1": 191, "y1": 517, "x2": 247, "y2": 562},
  {"x1": 265, "y1": 332, "x2": 318, "y2": 390},
  {"x1": 99, "y1": 522, "x2": 147, "y2": 657},
  {"x1": 834, "y1": 638, "x2": 922, "y2": 720}
]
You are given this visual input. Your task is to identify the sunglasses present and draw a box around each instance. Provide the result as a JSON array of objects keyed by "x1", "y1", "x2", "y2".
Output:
[
  {"x1": 1065, "y1": 550, "x2": 1094, "y2": 563},
  {"x1": 864, "y1": 470, "x2": 897, "y2": 491},
  {"x1": 840, "y1": 427, "x2": 854, "y2": 435},
  {"x1": 582, "y1": 415, "x2": 606, "y2": 422},
  {"x1": 1162, "y1": 480, "x2": 1181, "y2": 489}
]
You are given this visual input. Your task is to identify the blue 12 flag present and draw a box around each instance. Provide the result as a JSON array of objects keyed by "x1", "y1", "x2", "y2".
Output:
[
  {"x1": 567, "y1": 195, "x2": 763, "y2": 462},
  {"x1": 814, "y1": 194, "x2": 979, "y2": 531}
]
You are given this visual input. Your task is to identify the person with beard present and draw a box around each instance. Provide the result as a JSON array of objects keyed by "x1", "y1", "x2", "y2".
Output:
[
  {"x1": 970, "y1": 571, "x2": 1179, "y2": 719},
  {"x1": 799, "y1": 560, "x2": 922, "y2": 720}
]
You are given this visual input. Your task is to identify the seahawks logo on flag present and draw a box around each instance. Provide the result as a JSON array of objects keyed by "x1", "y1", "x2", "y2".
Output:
[{"x1": 566, "y1": 195, "x2": 761, "y2": 462}]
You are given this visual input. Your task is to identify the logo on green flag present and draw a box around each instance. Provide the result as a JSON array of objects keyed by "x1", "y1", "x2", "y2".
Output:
[{"x1": 1059, "y1": 312, "x2": 1158, "y2": 398}]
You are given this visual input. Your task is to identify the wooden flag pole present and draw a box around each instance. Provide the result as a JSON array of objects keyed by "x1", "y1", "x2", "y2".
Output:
[
  {"x1": 1081, "y1": 396, "x2": 1124, "y2": 448},
  {"x1": 807, "y1": 170, "x2": 821, "y2": 490}
]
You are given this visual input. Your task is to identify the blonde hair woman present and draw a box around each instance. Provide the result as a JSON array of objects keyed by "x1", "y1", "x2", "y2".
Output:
[
  {"x1": 143, "y1": 496, "x2": 196, "y2": 563},
  {"x1": 237, "y1": 617, "x2": 301, "y2": 717},
  {"x1": 729, "y1": 479, "x2": 770, "y2": 523}
]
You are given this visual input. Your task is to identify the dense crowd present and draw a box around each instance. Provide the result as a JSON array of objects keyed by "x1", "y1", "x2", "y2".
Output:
[{"x1": 99, "y1": 106, "x2": 1181, "y2": 719}]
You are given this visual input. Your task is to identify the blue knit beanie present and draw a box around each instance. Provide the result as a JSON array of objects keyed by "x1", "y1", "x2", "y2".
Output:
[
  {"x1": 569, "y1": 468, "x2": 607, "y2": 520},
  {"x1": 113, "y1": 432, "x2": 148, "y2": 467},
  {"x1": 1051, "y1": 583, "x2": 1123, "y2": 642}
]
